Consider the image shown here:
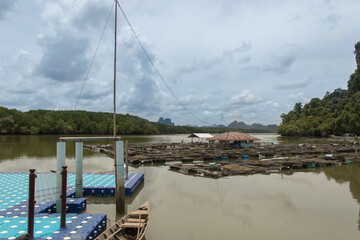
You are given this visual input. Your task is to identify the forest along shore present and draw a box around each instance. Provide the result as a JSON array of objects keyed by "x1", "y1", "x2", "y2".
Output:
[{"x1": 84, "y1": 137, "x2": 360, "y2": 178}]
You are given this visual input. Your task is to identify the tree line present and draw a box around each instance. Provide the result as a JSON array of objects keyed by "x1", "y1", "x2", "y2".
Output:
[
  {"x1": 0, "y1": 107, "x2": 272, "y2": 135},
  {"x1": 277, "y1": 41, "x2": 360, "y2": 137}
]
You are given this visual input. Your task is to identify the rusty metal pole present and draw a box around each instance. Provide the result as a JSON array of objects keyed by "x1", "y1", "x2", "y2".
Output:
[
  {"x1": 28, "y1": 169, "x2": 36, "y2": 238},
  {"x1": 60, "y1": 166, "x2": 67, "y2": 228}
]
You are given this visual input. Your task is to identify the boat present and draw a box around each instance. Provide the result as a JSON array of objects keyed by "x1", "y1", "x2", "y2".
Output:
[{"x1": 96, "y1": 201, "x2": 150, "y2": 240}]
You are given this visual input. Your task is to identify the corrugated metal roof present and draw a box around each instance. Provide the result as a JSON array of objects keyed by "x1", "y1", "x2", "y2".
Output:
[
  {"x1": 207, "y1": 132, "x2": 258, "y2": 141},
  {"x1": 187, "y1": 133, "x2": 214, "y2": 139}
]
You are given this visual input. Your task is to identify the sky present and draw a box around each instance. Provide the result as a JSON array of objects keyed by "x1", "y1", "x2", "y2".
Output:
[{"x1": 0, "y1": 0, "x2": 360, "y2": 126}]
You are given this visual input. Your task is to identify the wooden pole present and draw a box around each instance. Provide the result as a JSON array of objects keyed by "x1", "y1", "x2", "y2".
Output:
[
  {"x1": 60, "y1": 166, "x2": 67, "y2": 228},
  {"x1": 27, "y1": 169, "x2": 36, "y2": 238}
]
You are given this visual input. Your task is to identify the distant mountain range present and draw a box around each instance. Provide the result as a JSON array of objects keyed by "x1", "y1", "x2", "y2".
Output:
[
  {"x1": 160, "y1": 117, "x2": 278, "y2": 131},
  {"x1": 228, "y1": 121, "x2": 278, "y2": 131},
  {"x1": 200, "y1": 124, "x2": 227, "y2": 128},
  {"x1": 157, "y1": 117, "x2": 175, "y2": 126}
]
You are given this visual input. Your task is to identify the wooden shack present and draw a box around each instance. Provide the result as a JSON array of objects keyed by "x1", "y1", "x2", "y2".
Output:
[
  {"x1": 207, "y1": 131, "x2": 258, "y2": 148},
  {"x1": 188, "y1": 133, "x2": 213, "y2": 142}
]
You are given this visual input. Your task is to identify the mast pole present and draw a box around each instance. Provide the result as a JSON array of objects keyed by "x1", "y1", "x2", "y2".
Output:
[
  {"x1": 114, "y1": 0, "x2": 121, "y2": 213},
  {"x1": 113, "y1": 2, "x2": 117, "y2": 137},
  {"x1": 114, "y1": 0, "x2": 125, "y2": 214}
]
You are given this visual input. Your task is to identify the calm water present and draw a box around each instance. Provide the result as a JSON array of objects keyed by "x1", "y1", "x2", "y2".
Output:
[{"x1": 0, "y1": 134, "x2": 359, "y2": 240}]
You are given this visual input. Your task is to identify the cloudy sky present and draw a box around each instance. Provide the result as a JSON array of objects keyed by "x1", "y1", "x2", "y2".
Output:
[{"x1": 0, "y1": 0, "x2": 359, "y2": 126}]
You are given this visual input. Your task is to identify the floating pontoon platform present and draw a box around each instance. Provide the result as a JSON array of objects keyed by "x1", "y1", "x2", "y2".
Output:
[{"x1": 0, "y1": 172, "x2": 144, "y2": 239}]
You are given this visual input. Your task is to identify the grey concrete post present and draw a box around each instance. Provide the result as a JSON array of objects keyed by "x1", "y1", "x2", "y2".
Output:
[
  {"x1": 75, "y1": 142, "x2": 83, "y2": 197},
  {"x1": 56, "y1": 142, "x2": 66, "y2": 213},
  {"x1": 115, "y1": 141, "x2": 125, "y2": 213},
  {"x1": 125, "y1": 140, "x2": 129, "y2": 180}
]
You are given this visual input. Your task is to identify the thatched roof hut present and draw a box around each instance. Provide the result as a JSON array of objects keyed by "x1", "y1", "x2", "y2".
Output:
[
  {"x1": 207, "y1": 131, "x2": 258, "y2": 148},
  {"x1": 207, "y1": 131, "x2": 258, "y2": 141}
]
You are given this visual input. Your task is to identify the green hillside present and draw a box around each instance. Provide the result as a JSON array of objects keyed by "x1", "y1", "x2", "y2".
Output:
[
  {"x1": 0, "y1": 107, "x2": 268, "y2": 135},
  {"x1": 277, "y1": 41, "x2": 360, "y2": 136}
]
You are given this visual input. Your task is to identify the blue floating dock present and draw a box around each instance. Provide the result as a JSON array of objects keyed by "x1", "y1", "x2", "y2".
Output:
[
  {"x1": 68, "y1": 172, "x2": 144, "y2": 196},
  {"x1": 0, "y1": 213, "x2": 106, "y2": 239},
  {"x1": 0, "y1": 172, "x2": 144, "y2": 239}
]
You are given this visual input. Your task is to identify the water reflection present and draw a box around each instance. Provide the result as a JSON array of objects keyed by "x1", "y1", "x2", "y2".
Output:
[
  {"x1": 0, "y1": 135, "x2": 359, "y2": 240},
  {"x1": 133, "y1": 166, "x2": 360, "y2": 240},
  {"x1": 322, "y1": 163, "x2": 360, "y2": 204},
  {"x1": 319, "y1": 163, "x2": 360, "y2": 231},
  {"x1": 265, "y1": 163, "x2": 360, "y2": 233},
  {"x1": 0, "y1": 134, "x2": 281, "y2": 160},
  {"x1": 86, "y1": 182, "x2": 144, "y2": 225},
  {"x1": 0, "y1": 135, "x2": 101, "y2": 160}
]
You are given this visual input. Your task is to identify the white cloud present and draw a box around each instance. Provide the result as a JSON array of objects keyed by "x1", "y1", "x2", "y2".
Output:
[
  {"x1": 323, "y1": 14, "x2": 341, "y2": 26},
  {"x1": 0, "y1": 0, "x2": 18, "y2": 21},
  {"x1": 15, "y1": 50, "x2": 30, "y2": 61},
  {"x1": 177, "y1": 42, "x2": 252, "y2": 75},
  {"x1": 1, "y1": 0, "x2": 360, "y2": 126},
  {"x1": 275, "y1": 77, "x2": 312, "y2": 89},
  {"x1": 230, "y1": 90, "x2": 261, "y2": 106},
  {"x1": 36, "y1": 33, "x2": 90, "y2": 82},
  {"x1": 262, "y1": 44, "x2": 301, "y2": 73}
]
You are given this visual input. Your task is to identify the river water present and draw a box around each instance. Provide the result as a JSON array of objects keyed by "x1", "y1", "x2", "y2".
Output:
[{"x1": 0, "y1": 134, "x2": 359, "y2": 240}]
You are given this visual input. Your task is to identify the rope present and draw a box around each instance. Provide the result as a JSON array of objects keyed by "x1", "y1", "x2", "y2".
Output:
[
  {"x1": 73, "y1": 2, "x2": 114, "y2": 110},
  {"x1": 115, "y1": 1, "x2": 212, "y2": 125}
]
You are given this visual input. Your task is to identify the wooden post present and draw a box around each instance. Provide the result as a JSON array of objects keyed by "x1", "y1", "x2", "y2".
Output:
[
  {"x1": 56, "y1": 142, "x2": 66, "y2": 213},
  {"x1": 75, "y1": 142, "x2": 83, "y2": 197},
  {"x1": 115, "y1": 141, "x2": 125, "y2": 213},
  {"x1": 60, "y1": 166, "x2": 67, "y2": 228},
  {"x1": 28, "y1": 169, "x2": 36, "y2": 238}
]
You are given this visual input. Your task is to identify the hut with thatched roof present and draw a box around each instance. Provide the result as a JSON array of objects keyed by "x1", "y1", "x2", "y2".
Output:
[{"x1": 207, "y1": 131, "x2": 259, "y2": 148}]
